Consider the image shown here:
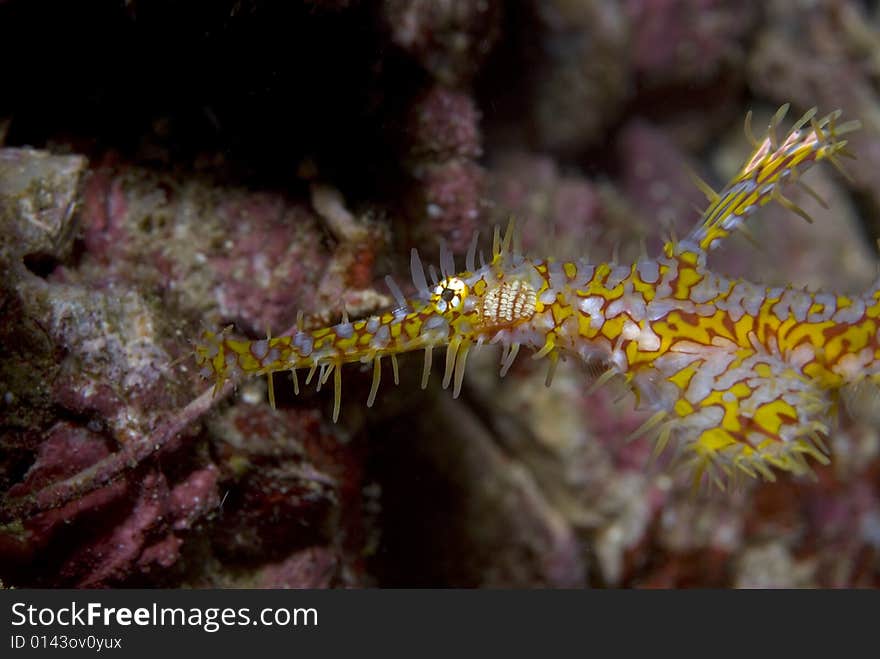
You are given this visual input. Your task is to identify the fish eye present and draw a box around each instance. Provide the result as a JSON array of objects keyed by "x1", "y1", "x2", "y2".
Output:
[{"x1": 431, "y1": 277, "x2": 468, "y2": 313}]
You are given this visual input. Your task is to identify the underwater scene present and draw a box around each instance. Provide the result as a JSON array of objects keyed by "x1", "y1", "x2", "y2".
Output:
[{"x1": 1, "y1": 0, "x2": 880, "y2": 588}]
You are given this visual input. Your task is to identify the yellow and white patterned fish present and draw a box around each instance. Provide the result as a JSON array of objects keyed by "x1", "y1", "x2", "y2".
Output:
[{"x1": 195, "y1": 106, "x2": 875, "y2": 487}]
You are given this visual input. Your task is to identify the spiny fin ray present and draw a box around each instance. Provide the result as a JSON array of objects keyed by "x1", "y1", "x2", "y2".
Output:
[{"x1": 685, "y1": 105, "x2": 856, "y2": 254}]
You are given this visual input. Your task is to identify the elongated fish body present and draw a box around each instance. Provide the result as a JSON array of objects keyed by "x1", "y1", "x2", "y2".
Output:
[{"x1": 196, "y1": 106, "x2": 877, "y2": 486}]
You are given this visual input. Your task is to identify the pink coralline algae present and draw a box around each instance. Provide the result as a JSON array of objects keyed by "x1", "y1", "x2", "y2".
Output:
[
  {"x1": 487, "y1": 152, "x2": 609, "y2": 258},
  {"x1": 1, "y1": 421, "x2": 220, "y2": 586},
  {"x1": 625, "y1": 0, "x2": 757, "y2": 86},
  {"x1": 402, "y1": 85, "x2": 488, "y2": 255},
  {"x1": 408, "y1": 159, "x2": 485, "y2": 253},
  {"x1": 251, "y1": 547, "x2": 340, "y2": 589},
  {"x1": 0, "y1": 148, "x2": 375, "y2": 587},
  {"x1": 406, "y1": 86, "x2": 483, "y2": 163},
  {"x1": 381, "y1": 0, "x2": 501, "y2": 86}
]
